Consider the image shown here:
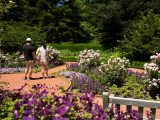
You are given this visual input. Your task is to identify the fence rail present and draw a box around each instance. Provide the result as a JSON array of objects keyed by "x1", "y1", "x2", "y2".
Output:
[{"x1": 103, "y1": 92, "x2": 160, "y2": 120}]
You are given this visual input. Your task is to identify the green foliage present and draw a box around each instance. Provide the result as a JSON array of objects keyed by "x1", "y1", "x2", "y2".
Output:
[
  {"x1": 100, "y1": 1, "x2": 124, "y2": 48},
  {"x1": 0, "y1": 97, "x2": 14, "y2": 119},
  {"x1": 120, "y1": 11, "x2": 160, "y2": 61},
  {"x1": 131, "y1": 61, "x2": 145, "y2": 69},
  {"x1": 0, "y1": 52, "x2": 25, "y2": 68},
  {"x1": 100, "y1": 47, "x2": 126, "y2": 63},
  {"x1": 0, "y1": 21, "x2": 45, "y2": 52},
  {"x1": 0, "y1": 0, "x2": 16, "y2": 17},
  {"x1": 98, "y1": 57, "x2": 130, "y2": 87},
  {"x1": 0, "y1": 82, "x2": 14, "y2": 119},
  {"x1": 59, "y1": 56, "x2": 78, "y2": 62},
  {"x1": 0, "y1": 0, "x2": 160, "y2": 61},
  {"x1": 79, "y1": 49, "x2": 101, "y2": 69},
  {"x1": 80, "y1": 21, "x2": 99, "y2": 41},
  {"x1": 60, "y1": 49, "x2": 79, "y2": 56},
  {"x1": 49, "y1": 42, "x2": 103, "y2": 51},
  {"x1": 111, "y1": 75, "x2": 151, "y2": 99}
]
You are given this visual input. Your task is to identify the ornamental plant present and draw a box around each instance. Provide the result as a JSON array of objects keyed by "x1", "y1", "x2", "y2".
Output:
[
  {"x1": 150, "y1": 53, "x2": 160, "y2": 68},
  {"x1": 47, "y1": 45, "x2": 60, "y2": 61},
  {"x1": 0, "y1": 83, "x2": 142, "y2": 120},
  {"x1": 0, "y1": 50, "x2": 5, "y2": 64},
  {"x1": 0, "y1": 67, "x2": 25, "y2": 74},
  {"x1": 144, "y1": 62, "x2": 159, "y2": 79},
  {"x1": 0, "y1": 52, "x2": 25, "y2": 68},
  {"x1": 145, "y1": 78, "x2": 160, "y2": 99},
  {"x1": 60, "y1": 71, "x2": 105, "y2": 94},
  {"x1": 143, "y1": 58, "x2": 160, "y2": 99},
  {"x1": 78, "y1": 49, "x2": 101, "y2": 69},
  {"x1": 111, "y1": 76, "x2": 151, "y2": 100},
  {"x1": 98, "y1": 57, "x2": 130, "y2": 87}
]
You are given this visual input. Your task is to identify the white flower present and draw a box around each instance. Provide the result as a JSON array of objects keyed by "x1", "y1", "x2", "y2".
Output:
[{"x1": 152, "y1": 82, "x2": 158, "y2": 87}]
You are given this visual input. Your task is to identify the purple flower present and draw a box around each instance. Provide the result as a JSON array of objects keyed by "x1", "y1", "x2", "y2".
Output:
[
  {"x1": 22, "y1": 115, "x2": 35, "y2": 120},
  {"x1": 0, "y1": 67, "x2": 25, "y2": 74},
  {"x1": 59, "y1": 105, "x2": 68, "y2": 115},
  {"x1": 39, "y1": 105, "x2": 52, "y2": 116},
  {"x1": 13, "y1": 110, "x2": 20, "y2": 119}
]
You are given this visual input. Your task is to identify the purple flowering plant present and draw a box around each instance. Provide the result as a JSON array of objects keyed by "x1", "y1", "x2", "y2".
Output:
[
  {"x1": 128, "y1": 69, "x2": 147, "y2": 80},
  {"x1": 60, "y1": 71, "x2": 105, "y2": 94},
  {"x1": 0, "y1": 82, "x2": 143, "y2": 120}
]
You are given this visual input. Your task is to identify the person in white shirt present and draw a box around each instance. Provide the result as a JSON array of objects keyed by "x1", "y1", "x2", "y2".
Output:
[{"x1": 36, "y1": 43, "x2": 50, "y2": 79}]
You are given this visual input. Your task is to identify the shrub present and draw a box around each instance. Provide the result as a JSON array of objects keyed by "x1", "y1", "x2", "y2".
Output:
[
  {"x1": 0, "y1": 21, "x2": 45, "y2": 52},
  {"x1": 143, "y1": 54, "x2": 160, "y2": 99},
  {"x1": 150, "y1": 53, "x2": 160, "y2": 68},
  {"x1": 131, "y1": 61, "x2": 145, "y2": 69},
  {"x1": 0, "y1": 52, "x2": 25, "y2": 68},
  {"x1": 59, "y1": 56, "x2": 78, "y2": 62},
  {"x1": 144, "y1": 62, "x2": 159, "y2": 79},
  {"x1": 98, "y1": 57, "x2": 130, "y2": 87},
  {"x1": 78, "y1": 49, "x2": 101, "y2": 69},
  {"x1": 47, "y1": 45, "x2": 60, "y2": 61},
  {"x1": 101, "y1": 48, "x2": 126, "y2": 62},
  {"x1": 49, "y1": 42, "x2": 103, "y2": 51},
  {"x1": 144, "y1": 77, "x2": 160, "y2": 99},
  {"x1": 120, "y1": 11, "x2": 160, "y2": 61},
  {"x1": 111, "y1": 76, "x2": 151, "y2": 99}
]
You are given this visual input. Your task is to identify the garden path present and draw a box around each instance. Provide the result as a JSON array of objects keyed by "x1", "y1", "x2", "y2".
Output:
[
  {"x1": 0, "y1": 65, "x2": 159, "y2": 119},
  {"x1": 0, "y1": 63, "x2": 70, "y2": 94}
]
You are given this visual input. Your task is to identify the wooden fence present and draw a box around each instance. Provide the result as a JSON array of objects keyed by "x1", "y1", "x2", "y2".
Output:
[{"x1": 103, "y1": 92, "x2": 160, "y2": 120}]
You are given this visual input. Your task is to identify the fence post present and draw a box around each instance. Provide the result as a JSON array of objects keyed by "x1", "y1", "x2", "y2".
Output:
[
  {"x1": 103, "y1": 92, "x2": 109, "y2": 109},
  {"x1": 150, "y1": 108, "x2": 156, "y2": 120}
]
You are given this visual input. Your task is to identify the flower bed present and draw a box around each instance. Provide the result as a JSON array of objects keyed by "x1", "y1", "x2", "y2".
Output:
[
  {"x1": 65, "y1": 50, "x2": 160, "y2": 101},
  {"x1": 60, "y1": 71, "x2": 105, "y2": 94},
  {"x1": 0, "y1": 82, "x2": 143, "y2": 120},
  {"x1": 0, "y1": 67, "x2": 25, "y2": 74}
]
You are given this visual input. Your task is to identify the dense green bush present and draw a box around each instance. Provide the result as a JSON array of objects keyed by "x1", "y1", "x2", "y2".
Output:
[
  {"x1": 0, "y1": 21, "x2": 45, "y2": 52},
  {"x1": 111, "y1": 75, "x2": 151, "y2": 100},
  {"x1": 49, "y1": 42, "x2": 103, "y2": 51},
  {"x1": 59, "y1": 56, "x2": 78, "y2": 62},
  {"x1": 131, "y1": 61, "x2": 145, "y2": 69},
  {"x1": 100, "y1": 48, "x2": 126, "y2": 63},
  {"x1": 0, "y1": 52, "x2": 25, "y2": 68},
  {"x1": 120, "y1": 11, "x2": 160, "y2": 61},
  {"x1": 98, "y1": 57, "x2": 130, "y2": 87},
  {"x1": 60, "y1": 49, "x2": 79, "y2": 56}
]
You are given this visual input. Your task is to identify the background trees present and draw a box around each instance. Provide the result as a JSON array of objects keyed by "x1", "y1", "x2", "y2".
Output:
[
  {"x1": 0, "y1": 0, "x2": 160, "y2": 61},
  {"x1": 120, "y1": 11, "x2": 160, "y2": 61}
]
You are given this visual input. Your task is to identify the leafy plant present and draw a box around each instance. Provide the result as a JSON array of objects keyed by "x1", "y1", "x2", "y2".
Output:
[
  {"x1": 60, "y1": 71, "x2": 105, "y2": 94},
  {"x1": 131, "y1": 61, "x2": 145, "y2": 69},
  {"x1": 0, "y1": 82, "x2": 142, "y2": 119},
  {"x1": 120, "y1": 11, "x2": 160, "y2": 61},
  {"x1": 0, "y1": 52, "x2": 25, "y2": 68},
  {"x1": 111, "y1": 75, "x2": 151, "y2": 99},
  {"x1": 79, "y1": 49, "x2": 101, "y2": 69},
  {"x1": 98, "y1": 57, "x2": 130, "y2": 87},
  {"x1": 0, "y1": 21, "x2": 45, "y2": 52}
]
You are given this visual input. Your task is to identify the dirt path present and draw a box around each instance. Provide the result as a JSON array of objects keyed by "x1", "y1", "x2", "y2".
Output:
[{"x1": 0, "y1": 64, "x2": 70, "y2": 94}]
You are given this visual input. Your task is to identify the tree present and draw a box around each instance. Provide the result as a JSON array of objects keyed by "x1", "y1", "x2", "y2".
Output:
[
  {"x1": 0, "y1": 21, "x2": 45, "y2": 52},
  {"x1": 120, "y1": 11, "x2": 160, "y2": 61},
  {"x1": 86, "y1": 1, "x2": 124, "y2": 48}
]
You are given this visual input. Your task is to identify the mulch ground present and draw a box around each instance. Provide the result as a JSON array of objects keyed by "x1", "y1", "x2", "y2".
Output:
[{"x1": 0, "y1": 65, "x2": 159, "y2": 119}]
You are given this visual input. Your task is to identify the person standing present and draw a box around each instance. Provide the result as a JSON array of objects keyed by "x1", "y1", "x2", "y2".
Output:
[
  {"x1": 22, "y1": 38, "x2": 36, "y2": 80},
  {"x1": 36, "y1": 43, "x2": 50, "y2": 79}
]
